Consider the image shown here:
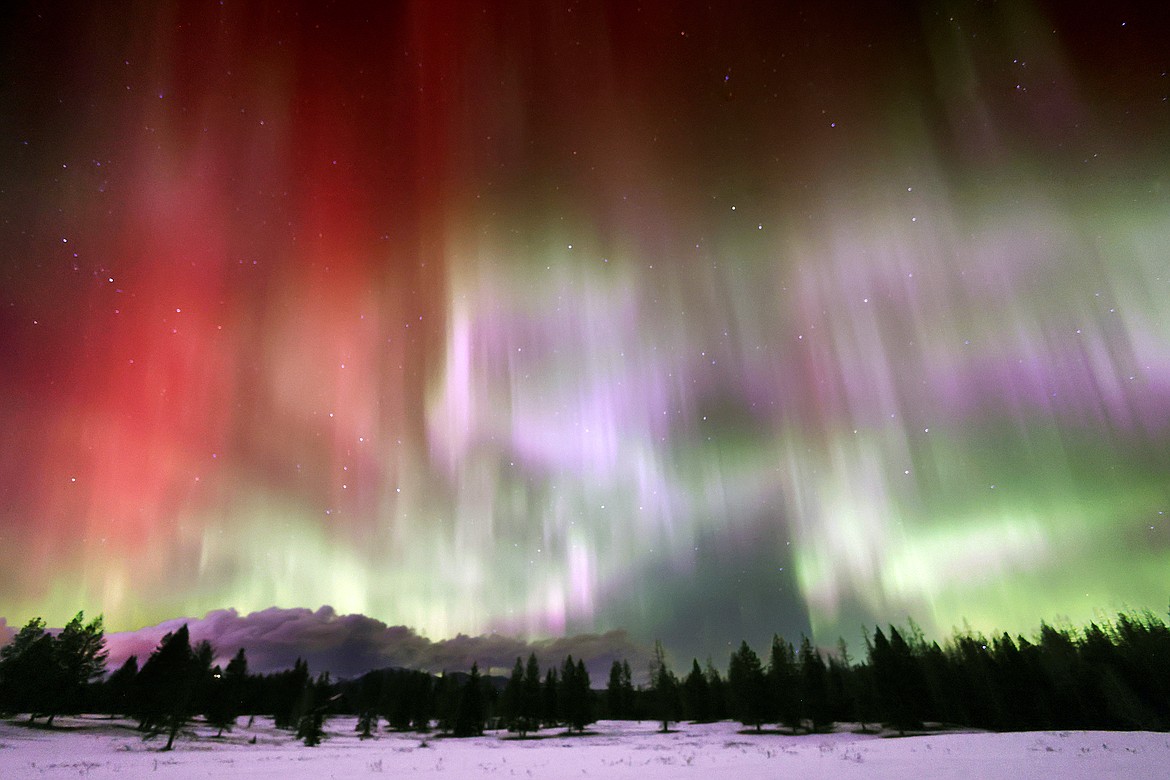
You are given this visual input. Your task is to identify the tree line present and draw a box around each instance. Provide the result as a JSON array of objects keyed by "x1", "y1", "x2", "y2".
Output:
[
  {"x1": 1, "y1": 607, "x2": 1168, "y2": 749},
  {"x1": 639, "y1": 611, "x2": 1170, "y2": 736}
]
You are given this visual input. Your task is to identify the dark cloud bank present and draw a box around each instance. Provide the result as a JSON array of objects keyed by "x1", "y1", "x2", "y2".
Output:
[{"x1": 100, "y1": 607, "x2": 655, "y2": 681}]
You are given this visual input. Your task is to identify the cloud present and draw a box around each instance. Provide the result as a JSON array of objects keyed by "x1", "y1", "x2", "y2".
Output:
[
  {"x1": 102, "y1": 606, "x2": 655, "y2": 681},
  {"x1": 0, "y1": 617, "x2": 14, "y2": 648}
]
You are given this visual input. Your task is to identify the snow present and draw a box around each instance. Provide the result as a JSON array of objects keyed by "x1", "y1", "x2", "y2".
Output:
[{"x1": 1, "y1": 717, "x2": 1168, "y2": 779}]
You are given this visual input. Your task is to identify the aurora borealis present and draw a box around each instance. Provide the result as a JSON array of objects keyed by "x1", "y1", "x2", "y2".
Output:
[{"x1": 1, "y1": 1, "x2": 1168, "y2": 666}]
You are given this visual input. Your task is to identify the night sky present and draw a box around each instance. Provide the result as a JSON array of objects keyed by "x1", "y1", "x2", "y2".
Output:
[{"x1": 2, "y1": 1, "x2": 1168, "y2": 667}]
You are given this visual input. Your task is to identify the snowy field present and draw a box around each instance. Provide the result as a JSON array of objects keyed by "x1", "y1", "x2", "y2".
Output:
[{"x1": 2, "y1": 716, "x2": 1168, "y2": 779}]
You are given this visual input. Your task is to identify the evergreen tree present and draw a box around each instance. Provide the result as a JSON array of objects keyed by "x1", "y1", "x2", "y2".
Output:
[
  {"x1": 222, "y1": 648, "x2": 249, "y2": 726},
  {"x1": 798, "y1": 636, "x2": 831, "y2": 732},
  {"x1": 380, "y1": 670, "x2": 414, "y2": 731},
  {"x1": 826, "y1": 639, "x2": 855, "y2": 724},
  {"x1": 683, "y1": 659, "x2": 711, "y2": 722},
  {"x1": 105, "y1": 655, "x2": 139, "y2": 717},
  {"x1": 606, "y1": 659, "x2": 624, "y2": 719},
  {"x1": 1112, "y1": 611, "x2": 1170, "y2": 727},
  {"x1": 992, "y1": 632, "x2": 1043, "y2": 729},
  {"x1": 622, "y1": 660, "x2": 635, "y2": 717},
  {"x1": 542, "y1": 667, "x2": 559, "y2": 727},
  {"x1": 502, "y1": 657, "x2": 528, "y2": 735},
  {"x1": 0, "y1": 617, "x2": 53, "y2": 720},
  {"x1": 1036, "y1": 622, "x2": 1087, "y2": 729},
  {"x1": 1080, "y1": 621, "x2": 1152, "y2": 729},
  {"x1": 411, "y1": 671, "x2": 434, "y2": 732},
  {"x1": 190, "y1": 640, "x2": 215, "y2": 724},
  {"x1": 296, "y1": 672, "x2": 331, "y2": 746},
  {"x1": 648, "y1": 641, "x2": 679, "y2": 731},
  {"x1": 606, "y1": 659, "x2": 635, "y2": 719},
  {"x1": 435, "y1": 673, "x2": 460, "y2": 733},
  {"x1": 869, "y1": 626, "x2": 927, "y2": 734},
  {"x1": 950, "y1": 633, "x2": 1004, "y2": 729},
  {"x1": 134, "y1": 625, "x2": 202, "y2": 750},
  {"x1": 704, "y1": 658, "x2": 728, "y2": 721},
  {"x1": 727, "y1": 641, "x2": 767, "y2": 731},
  {"x1": 205, "y1": 648, "x2": 248, "y2": 737},
  {"x1": 919, "y1": 640, "x2": 962, "y2": 725},
  {"x1": 558, "y1": 656, "x2": 593, "y2": 733},
  {"x1": 44, "y1": 612, "x2": 108, "y2": 725},
  {"x1": 575, "y1": 659, "x2": 594, "y2": 731},
  {"x1": 768, "y1": 635, "x2": 800, "y2": 732},
  {"x1": 205, "y1": 665, "x2": 231, "y2": 736},
  {"x1": 272, "y1": 658, "x2": 311, "y2": 730},
  {"x1": 452, "y1": 663, "x2": 485, "y2": 737},
  {"x1": 522, "y1": 653, "x2": 543, "y2": 732}
]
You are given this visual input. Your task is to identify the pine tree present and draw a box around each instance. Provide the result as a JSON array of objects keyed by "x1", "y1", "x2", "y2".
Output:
[
  {"x1": 869, "y1": 626, "x2": 926, "y2": 735},
  {"x1": 0, "y1": 617, "x2": 53, "y2": 720},
  {"x1": 135, "y1": 625, "x2": 202, "y2": 750},
  {"x1": 223, "y1": 648, "x2": 249, "y2": 726},
  {"x1": 682, "y1": 659, "x2": 711, "y2": 722},
  {"x1": 768, "y1": 635, "x2": 800, "y2": 732},
  {"x1": 502, "y1": 657, "x2": 527, "y2": 735},
  {"x1": 559, "y1": 656, "x2": 593, "y2": 733},
  {"x1": 380, "y1": 670, "x2": 411, "y2": 731},
  {"x1": 296, "y1": 672, "x2": 331, "y2": 746},
  {"x1": 105, "y1": 655, "x2": 139, "y2": 717},
  {"x1": 452, "y1": 663, "x2": 485, "y2": 737},
  {"x1": 44, "y1": 612, "x2": 108, "y2": 726},
  {"x1": 542, "y1": 667, "x2": 559, "y2": 727},
  {"x1": 727, "y1": 641, "x2": 767, "y2": 731},
  {"x1": 606, "y1": 659, "x2": 635, "y2": 719},
  {"x1": 190, "y1": 640, "x2": 215, "y2": 724},
  {"x1": 1112, "y1": 611, "x2": 1170, "y2": 727},
  {"x1": 621, "y1": 660, "x2": 634, "y2": 716},
  {"x1": 436, "y1": 673, "x2": 460, "y2": 733},
  {"x1": 411, "y1": 671, "x2": 434, "y2": 732},
  {"x1": 649, "y1": 641, "x2": 679, "y2": 731},
  {"x1": 522, "y1": 653, "x2": 543, "y2": 733},
  {"x1": 272, "y1": 658, "x2": 310, "y2": 730},
  {"x1": 704, "y1": 658, "x2": 728, "y2": 721},
  {"x1": 798, "y1": 636, "x2": 831, "y2": 732},
  {"x1": 559, "y1": 657, "x2": 577, "y2": 729},
  {"x1": 574, "y1": 658, "x2": 594, "y2": 731},
  {"x1": 205, "y1": 647, "x2": 248, "y2": 737}
]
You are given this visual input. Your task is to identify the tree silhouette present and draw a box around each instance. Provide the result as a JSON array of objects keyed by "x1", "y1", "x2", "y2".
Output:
[
  {"x1": 502, "y1": 657, "x2": 528, "y2": 735},
  {"x1": 704, "y1": 659, "x2": 728, "y2": 721},
  {"x1": 868, "y1": 626, "x2": 927, "y2": 735},
  {"x1": 559, "y1": 656, "x2": 593, "y2": 733},
  {"x1": 206, "y1": 647, "x2": 248, "y2": 737},
  {"x1": 606, "y1": 659, "x2": 634, "y2": 719},
  {"x1": 649, "y1": 641, "x2": 679, "y2": 731},
  {"x1": 683, "y1": 659, "x2": 711, "y2": 722},
  {"x1": 727, "y1": 641, "x2": 767, "y2": 731},
  {"x1": 272, "y1": 658, "x2": 310, "y2": 730},
  {"x1": 42, "y1": 612, "x2": 108, "y2": 726},
  {"x1": 296, "y1": 672, "x2": 332, "y2": 746},
  {"x1": 522, "y1": 653, "x2": 543, "y2": 732},
  {"x1": 104, "y1": 655, "x2": 138, "y2": 717},
  {"x1": 542, "y1": 667, "x2": 559, "y2": 727},
  {"x1": 452, "y1": 663, "x2": 485, "y2": 737},
  {"x1": 798, "y1": 636, "x2": 831, "y2": 732},
  {"x1": 768, "y1": 634, "x2": 800, "y2": 732},
  {"x1": 0, "y1": 617, "x2": 53, "y2": 721},
  {"x1": 134, "y1": 625, "x2": 202, "y2": 750}
]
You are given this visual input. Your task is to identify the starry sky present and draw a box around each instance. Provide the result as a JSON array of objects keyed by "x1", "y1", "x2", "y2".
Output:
[{"x1": 1, "y1": 1, "x2": 1168, "y2": 667}]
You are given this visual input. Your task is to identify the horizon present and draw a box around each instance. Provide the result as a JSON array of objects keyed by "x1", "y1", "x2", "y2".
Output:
[
  {"x1": 4, "y1": 599, "x2": 1167, "y2": 684},
  {"x1": 1, "y1": 1, "x2": 1168, "y2": 669}
]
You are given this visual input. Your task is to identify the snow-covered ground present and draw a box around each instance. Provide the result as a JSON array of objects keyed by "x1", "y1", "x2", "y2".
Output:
[{"x1": 1, "y1": 716, "x2": 1167, "y2": 779}]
